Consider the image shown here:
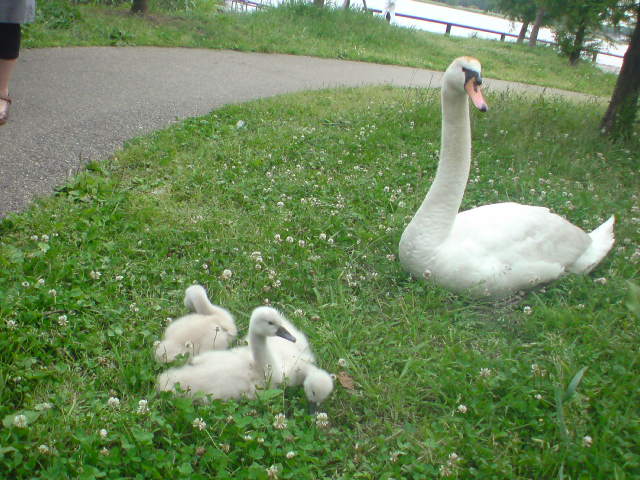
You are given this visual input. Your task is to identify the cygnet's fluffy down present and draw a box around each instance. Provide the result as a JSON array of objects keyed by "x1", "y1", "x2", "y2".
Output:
[
  {"x1": 303, "y1": 364, "x2": 334, "y2": 408},
  {"x1": 262, "y1": 314, "x2": 334, "y2": 407},
  {"x1": 154, "y1": 285, "x2": 237, "y2": 363},
  {"x1": 156, "y1": 306, "x2": 296, "y2": 400}
]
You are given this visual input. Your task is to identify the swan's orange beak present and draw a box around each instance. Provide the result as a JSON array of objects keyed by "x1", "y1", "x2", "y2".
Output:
[{"x1": 465, "y1": 79, "x2": 488, "y2": 112}]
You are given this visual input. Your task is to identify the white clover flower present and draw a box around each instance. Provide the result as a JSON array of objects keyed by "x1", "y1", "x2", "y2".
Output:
[
  {"x1": 221, "y1": 269, "x2": 233, "y2": 280},
  {"x1": 13, "y1": 414, "x2": 28, "y2": 428},
  {"x1": 286, "y1": 450, "x2": 296, "y2": 459},
  {"x1": 390, "y1": 451, "x2": 403, "y2": 463},
  {"x1": 236, "y1": 120, "x2": 246, "y2": 129},
  {"x1": 523, "y1": 305, "x2": 532, "y2": 315},
  {"x1": 21, "y1": 281, "x2": 30, "y2": 288},
  {"x1": 286, "y1": 236, "x2": 294, "y2": 243},
  {"x1": 294, "y1": 308, "x2": 304, "y2": 316},
  {"x1": 99, "y1": 429, "x2": 108, "y2": 438},
  {"x1": 100, "y1": 447, "x2": 110, "y2": 456},
  {"x1": 220, "y1": 443, "x2": 231, "y2": 453},
  {"x1": 48, "y1": 289, "x2": 57, "y2": 296},
  {"x1": 115, "y1": 275, "x2": 124, "y2": 281},
  {"x1": 534, "y1": 393, "x2": 543, "y2": 400},
  {"x1": 274, "y1": 234, "x2": 282, "y2": 242},
  {"x1": 57, "y1": 315, "x2": 68, "y2": 327},
  {"x1": 276, "y1": 201, "x2": 285, "y2": 208},
  {"x1": 192, "y1": 418, "x2": 207, "y2": 431},
  {"x1": 6, "y1": 319, "x2": 17, "y2": 329},
  {"x1": 34, "y1": 402, "x2": 53, "y2": 411},
  {"x1": 257, "y1": 437, "x2": 265, "y2": 444},
  {"x1": 137, "y1": 399, "x2": 149, "y2": 414},
  {"x1": 37, "y1": 278, "x2": 45, "y2": 286},
  {"x1": 583, "y1": 435, "x2": 593, "y2": 447},
  {"x1": 439, "y1": 464, "x2": 453, "y2": 477},
  {"x1": 273, "y1": 413, "x2": 287, "y2": 430},
  {"x1": 315, "y1": 412, "x2": 329, "y2": 429},
  {"x1": 107, "y1": 397, "x2": 120, "y2": 408},
  {"x1": 90, "y1": 270, "x2": 102, "y2": 280},
  {"x1": 319, "y1": 233, "x2": 327, "y2": 241},
  {"x1": 594, "y1": 277, "x2": 607, "y2": 285},
  {"x1": 386, "y1": 254, "x2": 396, "y2": 261},
  {"x1": 266, "y1": 465, "x2": 278, "y2": 479},
  {"x1": 479, "y1": 367, "x2": 492, "y2": 378},
  {"x1": 531, "y1": 364, "x2": 546, "y2": 376},
  {"x1": 41, "y1": 234, "x2": 49, "y2": 242},
  {"x1": 457, "y1": 404, "x2": 468, "y2": 414},
  {"x1": 38, "y1": 444, "x2": 50, "y2": 454},
  {"x1": 30, "y1": 235, "x2": 39, "y2": 241},
  {"x1": 337, "y1": 358, "x2": 347, "y2": 368},
  {"x1": 202, "y1": 263, "x2": 209, "y2": 270},
  {"x1": 327, "y1": 238, "x2": 334, "y2": 245},
  {"x1": 448, "y1": 452, "x2": 461, "y2": 464},
  {"x1": 243, "y1": 434, "x2": 253, "y2": 441},
  {"x1": 298, "y1": 239, "x2": 306, "y2": 247}
]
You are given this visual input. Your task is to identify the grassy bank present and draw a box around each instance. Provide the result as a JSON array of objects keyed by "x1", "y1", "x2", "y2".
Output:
[
  {"x1": 25, "y1": 1, "x2": 617, "y2": 97},
  {"x1": 1, "y1": 86, "x2": 638, "y2": 478}
]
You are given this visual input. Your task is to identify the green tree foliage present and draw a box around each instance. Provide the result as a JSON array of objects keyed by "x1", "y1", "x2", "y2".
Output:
[{"x1": 547, "y1": 0, "x2": 617, "y2": 64}]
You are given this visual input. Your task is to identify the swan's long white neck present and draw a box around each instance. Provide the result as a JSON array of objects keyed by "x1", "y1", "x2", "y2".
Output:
[
  {"x1": 249, "y1": 331, "x2": 283, "y2": 385},
  {"x1": 400, "y1": 81, "x2": 471, "y2": 273}
]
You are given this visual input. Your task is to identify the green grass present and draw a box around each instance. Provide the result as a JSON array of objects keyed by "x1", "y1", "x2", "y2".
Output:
[
  {"x1": 24, "y1": 1, "x2": 618, "y2": 97},
  {"x1": 1, "y1": 86, "x2": 639, "y2": 478}
]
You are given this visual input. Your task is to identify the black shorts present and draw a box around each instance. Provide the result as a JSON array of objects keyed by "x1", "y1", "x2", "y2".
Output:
[{"x1": 0, "y1": 23, "x2": 21, "y2": 60}]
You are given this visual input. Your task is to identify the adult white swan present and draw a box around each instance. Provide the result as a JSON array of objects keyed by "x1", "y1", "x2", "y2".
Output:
[{"x1": 399, "y1": 56, "x2": 615, "y2": 298}]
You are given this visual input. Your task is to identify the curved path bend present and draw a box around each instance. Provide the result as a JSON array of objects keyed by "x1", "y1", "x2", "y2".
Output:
[{"x1": 0, "y1": 47, "x2": 598, "y2": 218}]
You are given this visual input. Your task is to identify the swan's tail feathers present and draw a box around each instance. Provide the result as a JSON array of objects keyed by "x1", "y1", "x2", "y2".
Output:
[{"x1": 570, "y1": 215, "x2": 615, "y2": 274}]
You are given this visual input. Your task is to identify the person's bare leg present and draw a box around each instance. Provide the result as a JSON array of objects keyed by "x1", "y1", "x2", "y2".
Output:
[{"x1": 0, "y1": 58, "x2": 16, "y2": 124}]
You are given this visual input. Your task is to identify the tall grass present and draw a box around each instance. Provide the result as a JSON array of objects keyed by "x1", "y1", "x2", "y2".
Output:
[
  {"x1": 24, "y1": 1, "x2": 617, "y2": 96},
  {"x1": 1, "y1": 86, "x2": 638, "y2": 478}
]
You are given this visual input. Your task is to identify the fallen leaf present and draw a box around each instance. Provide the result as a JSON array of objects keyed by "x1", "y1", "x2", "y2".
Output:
[{"x1": 337, "y1": 371, "x2": 355, "y2": 391}]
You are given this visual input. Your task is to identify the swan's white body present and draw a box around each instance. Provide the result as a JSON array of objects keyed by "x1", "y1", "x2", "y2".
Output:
[
  {"x1": 399, "y1": 57, "x2": 615, "y2": 298},
  {"x1": 154, "y1": 285, "x2": 237, "y2": 362},
  {"x1": 157, "y1": 306, "x2": 295, "y2": 399}
]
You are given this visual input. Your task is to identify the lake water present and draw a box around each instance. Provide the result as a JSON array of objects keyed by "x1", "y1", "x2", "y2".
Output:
[{"x1": 239, "y1": 0, "x2": 626, "y2": 71}]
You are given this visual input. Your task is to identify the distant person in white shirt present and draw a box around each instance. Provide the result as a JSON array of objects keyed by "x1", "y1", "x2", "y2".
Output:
[{"x1": 383, "y1": 0, "x2": 396, "y2": 23}]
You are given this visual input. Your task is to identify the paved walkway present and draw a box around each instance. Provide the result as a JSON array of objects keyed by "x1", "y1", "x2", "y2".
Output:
[{"x1": 0, "y1": 47, "x2": 599, "y2": 217}]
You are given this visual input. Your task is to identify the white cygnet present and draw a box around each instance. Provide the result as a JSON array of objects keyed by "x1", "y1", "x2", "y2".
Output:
[
  {"x1": 156, "y1": 306, "x2": 295, "y2": 399},
  {"x1": 154, "y1": 285, "x2": 237, "y2": 363}
]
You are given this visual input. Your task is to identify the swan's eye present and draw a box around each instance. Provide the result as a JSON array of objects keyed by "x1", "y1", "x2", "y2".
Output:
[
  {"x1": 462, "y1": 67, "x2": 482, "y2": 86},
  {"x1": 267, "y1": 321, "x2": 274, "y2": 326}
]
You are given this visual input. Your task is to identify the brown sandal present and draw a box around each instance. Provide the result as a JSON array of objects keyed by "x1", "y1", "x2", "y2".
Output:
[{"x1": 0, "y1": 95, "x2": 12, "y2": 126}]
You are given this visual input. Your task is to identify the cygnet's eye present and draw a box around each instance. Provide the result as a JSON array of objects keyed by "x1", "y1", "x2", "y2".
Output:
[{"x1": 267, "y1": 321, "x2": 274, "y2": 326}]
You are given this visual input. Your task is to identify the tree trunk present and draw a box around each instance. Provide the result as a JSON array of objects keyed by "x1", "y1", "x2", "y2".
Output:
[
  {"x1": 601, "y1": 8, "x2": 640, "y2": 139},
  {"x1": 528, "y1": 7, "x2": 544, "y2": 47},
  {"x1": 343, "y1": 0, "x2": 351, "y2": 8},
  {"x1": 313, "y1": 0, "x2": 325, "y2": 6},
  {"x1": 517, "y1": 21, "x2": 529, "y2": 44},
  {"x1": 569, "y1": 23, "x2": 587, "y2": 65},
  {"x1": 130, "y1": 0, "x2": 148, "y2": 14}
]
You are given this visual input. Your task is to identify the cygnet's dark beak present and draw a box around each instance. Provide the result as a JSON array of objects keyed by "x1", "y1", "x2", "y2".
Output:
[{"x1": 275, "y1": 326, "x2": 296, "y2": 343}]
